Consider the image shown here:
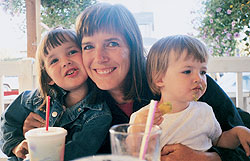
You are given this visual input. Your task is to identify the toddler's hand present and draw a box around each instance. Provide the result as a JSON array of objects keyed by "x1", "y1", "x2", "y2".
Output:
[
  {"x1": 133, "y1": 108, "x2": 149, "y2": 124},
  {"x1": 237, "y1": 126, "x2": 250, "y2": 156},
  {"x1": 154, "y1": 108, "x2": 164, "y2": 125},
  {"x1": 134, "y1": 107, "x2": 163, "y2": 125}
]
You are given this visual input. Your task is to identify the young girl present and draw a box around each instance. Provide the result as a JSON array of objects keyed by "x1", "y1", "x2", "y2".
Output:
[
  {"x1": 0, "y1": 28, "x2": 112, "y2": 161},
  {"x1": 130, "y1": 35, "x2": 250, "y2": 157}
]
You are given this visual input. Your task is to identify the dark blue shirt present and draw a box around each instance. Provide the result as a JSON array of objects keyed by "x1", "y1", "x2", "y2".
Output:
[{"x1": 1, "y1": 87, "x2": 112, "y2": 161}]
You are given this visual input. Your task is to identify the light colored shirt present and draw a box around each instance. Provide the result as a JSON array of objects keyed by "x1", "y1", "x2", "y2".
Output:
[{"x1": 130, "y1": 101, "x2": 222, "y2": 151}]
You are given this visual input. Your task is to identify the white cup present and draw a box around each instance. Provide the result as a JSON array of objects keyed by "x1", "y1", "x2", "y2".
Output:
[{"x1": 25, "y1": 127, "x2": 67, "y2": 161}]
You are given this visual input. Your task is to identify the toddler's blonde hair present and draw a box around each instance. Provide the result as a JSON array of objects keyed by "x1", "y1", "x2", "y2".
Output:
[{"x1": 146, "y1": 35, "x2": 208, "y2": 95}]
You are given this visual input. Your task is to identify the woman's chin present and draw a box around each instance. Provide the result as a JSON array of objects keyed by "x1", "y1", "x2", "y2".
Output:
[{"x1": 96, "y1": 82, "x2": 114, "y2": 91}]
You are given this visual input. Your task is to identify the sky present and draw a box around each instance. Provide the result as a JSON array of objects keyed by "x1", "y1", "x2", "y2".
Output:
[
  {"x1": 0, "y1": 9, "x2": 26, "y2": 48},
  {"x1": 0, "y1": 8, "x2": 27, "y2": 59},
  {"x1": 0, "y1": 0, "x2": 203, "y2": 59},
  {"x1": 99, "y1": 0, "x2": 203, "y2": 37}
]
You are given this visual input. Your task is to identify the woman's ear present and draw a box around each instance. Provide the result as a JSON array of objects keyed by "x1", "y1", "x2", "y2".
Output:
[{"x1": 48, "y1": 80, "x2": 55, "y2": 85}]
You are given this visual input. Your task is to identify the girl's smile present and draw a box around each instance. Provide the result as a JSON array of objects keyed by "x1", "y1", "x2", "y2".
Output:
[{"x1": 65, "y1": 67, "x2": 79, "y2": 77}]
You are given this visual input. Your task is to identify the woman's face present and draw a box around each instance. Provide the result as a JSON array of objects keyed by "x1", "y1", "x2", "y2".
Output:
[{"x1": 81, "y1": 31, "x2": 130, "y2": 93}]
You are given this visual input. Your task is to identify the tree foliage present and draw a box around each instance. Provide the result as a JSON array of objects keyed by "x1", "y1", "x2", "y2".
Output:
[
  {"x1": 0, "y1": 0, "x2": 96, "y2": 30},
  {"x1": 192, "y1": 0, "x2": 250, "y2": 56}
]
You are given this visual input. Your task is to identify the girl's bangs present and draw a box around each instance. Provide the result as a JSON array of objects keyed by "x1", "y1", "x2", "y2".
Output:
[{"x1": 44, "y1": 32, "x2": 69, "y2": 55}]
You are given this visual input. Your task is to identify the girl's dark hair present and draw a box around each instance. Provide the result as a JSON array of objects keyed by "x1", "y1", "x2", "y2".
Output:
[{"x1": 76, "y1": 3, "x2": 147, "y2": 101}]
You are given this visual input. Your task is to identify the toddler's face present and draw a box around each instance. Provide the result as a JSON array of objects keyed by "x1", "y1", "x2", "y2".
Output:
[{"x1": 158, "y1": 50, "x2": 207, "y2": 103}]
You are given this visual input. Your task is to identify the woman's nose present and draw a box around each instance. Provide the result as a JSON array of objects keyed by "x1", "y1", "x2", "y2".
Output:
[{"x1": 96, "y1": 47, "x2": 108, "y2": 63}]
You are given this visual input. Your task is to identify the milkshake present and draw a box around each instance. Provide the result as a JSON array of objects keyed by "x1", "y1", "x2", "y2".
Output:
[{"x1": 25, "y1": 127, "x2": 67, "y2": 161}]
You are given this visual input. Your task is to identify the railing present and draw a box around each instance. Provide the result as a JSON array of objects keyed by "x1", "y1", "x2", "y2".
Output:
[
  {"x1": 207, "y1": 56, "x2": 250, "y2": 112},
  {"x1": 0, "y1": 57, "x2": 250, "y2": 114},
  {"x1": 0, "y1": 58, "x2": 37, "y2": 114}
]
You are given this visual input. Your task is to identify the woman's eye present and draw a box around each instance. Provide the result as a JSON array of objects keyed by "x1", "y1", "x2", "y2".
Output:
[
  {"x1": 83, "y1": 45, "x2": 94, "y2": 50},
  {"x1": 108, "y1": 41, "x2": 119, "y2": 47},
  {"x1": 182, "y1": 70, "x2": 191, "y2": 74},
  {"x1": 50, "y1": 58, "x2": 58, "y2": 65}
]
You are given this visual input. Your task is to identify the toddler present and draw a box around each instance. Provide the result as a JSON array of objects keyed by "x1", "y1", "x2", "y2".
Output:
[{"x1": 130, "y1": 35, "x2": 250, "y2": 156}]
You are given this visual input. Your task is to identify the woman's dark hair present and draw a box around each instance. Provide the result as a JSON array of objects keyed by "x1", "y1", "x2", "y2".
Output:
[{"x1": 76, "y1": 3, "x2": 147, "y2": 101}]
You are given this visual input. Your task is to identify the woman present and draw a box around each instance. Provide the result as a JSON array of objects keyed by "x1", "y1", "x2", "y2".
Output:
[
  {"x1": 23, "y1": 3, "x2": 249, "y2": 161},
  {"x1": 75, "y1": 3, "x2": 248, "y2": 161}
]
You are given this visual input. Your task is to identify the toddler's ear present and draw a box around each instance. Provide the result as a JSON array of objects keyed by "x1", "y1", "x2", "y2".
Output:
[{"x1": 155, "y1": 77, "x2": 164, "y2": 87}]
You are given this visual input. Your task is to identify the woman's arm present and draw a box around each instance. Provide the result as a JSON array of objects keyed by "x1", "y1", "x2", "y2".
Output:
[
  {"x1": 199, "y1": 75, "x2": 249, "y2": 161},
  {"x1": 0, "y1": 93, "x2": 30, "y2": 157},
  {"x1": 200, "y1": 75, "x2": 244, "y2": 129},
  {"x1": 161, "y1": 144, "x2": 222, "y2": 161}
]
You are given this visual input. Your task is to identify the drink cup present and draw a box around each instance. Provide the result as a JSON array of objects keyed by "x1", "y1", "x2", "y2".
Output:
[
  {"x1": 109, "y1": 124, "x2": 162, "y2": 161},
  {"x1": 25, "y1": 127, "x2": 67, "y2": 161},
  {"x1": 74, "y1": 154, "x2": 144, "y2": 161}
]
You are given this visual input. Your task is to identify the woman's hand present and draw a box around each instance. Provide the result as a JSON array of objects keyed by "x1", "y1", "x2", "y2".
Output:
[
  {"x1": 161, "y1": 144, "x2": 222, "y2": 161},
  {"x1": 12, "y1": 140, "x2": 28, "y2": 159},
  {"x1": 23, "y1": 112, "x2": 45, "y2": 135}
]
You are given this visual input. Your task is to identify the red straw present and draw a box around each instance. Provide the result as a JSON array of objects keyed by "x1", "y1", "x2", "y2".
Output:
[{"x1": 45, "y1": 96, "x2": 51, "y2": 131}]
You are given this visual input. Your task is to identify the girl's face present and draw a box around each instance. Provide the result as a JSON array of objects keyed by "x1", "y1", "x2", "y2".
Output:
[
  {"x1": 81, "y1": 31, "x2": 130, "y2": 94},
  {"x1": 157, "y1": 50, "x2": 207, "y2": 104},
  {"x1": 44, "y1": 39, "x2": 88, "y2": 92}
]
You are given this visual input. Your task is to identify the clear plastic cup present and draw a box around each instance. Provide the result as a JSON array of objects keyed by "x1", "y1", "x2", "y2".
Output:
[{"x1": 109, "y1": 124, "x2": 162, "y2": 161}]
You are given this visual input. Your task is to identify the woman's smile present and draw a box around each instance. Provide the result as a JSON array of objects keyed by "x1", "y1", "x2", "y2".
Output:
[{"x1": 94, "y1": 67, "x2": 116, "y2": 75}]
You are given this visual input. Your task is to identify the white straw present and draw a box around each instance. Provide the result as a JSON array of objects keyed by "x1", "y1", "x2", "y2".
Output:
[{"x1": 139, "y1": 100, "x2": 158, "y2": 160}]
